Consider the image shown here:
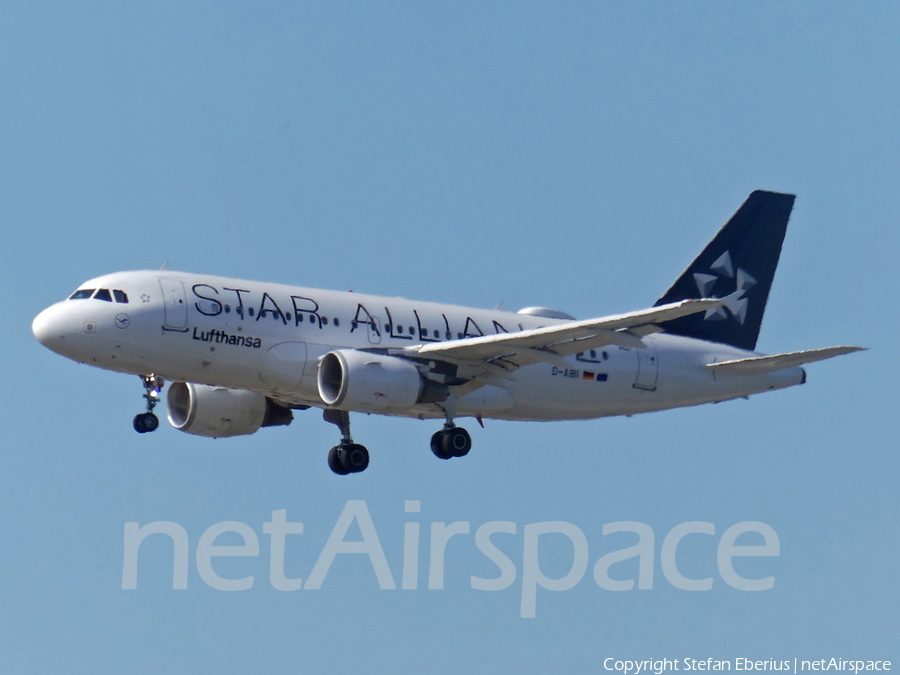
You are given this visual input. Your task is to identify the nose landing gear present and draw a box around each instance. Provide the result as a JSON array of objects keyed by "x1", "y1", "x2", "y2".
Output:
[{"x1": 133, "y1": 374, "x2": 164, "y2": 433}]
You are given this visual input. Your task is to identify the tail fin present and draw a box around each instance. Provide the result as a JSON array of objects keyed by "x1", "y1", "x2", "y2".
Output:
[{"x1": 654, "y1": 190, "x2": 795, "y2": 351}]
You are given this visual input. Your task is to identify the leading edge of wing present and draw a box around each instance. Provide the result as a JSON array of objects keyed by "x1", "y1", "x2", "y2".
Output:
[{"x1": 403, "y1": 298, "x2": 722, "y2": 366}]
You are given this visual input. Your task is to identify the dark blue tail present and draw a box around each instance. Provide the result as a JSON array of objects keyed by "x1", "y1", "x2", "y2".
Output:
[{"x1": 655, "y1": 190, "x2": 795, "y2": 351}]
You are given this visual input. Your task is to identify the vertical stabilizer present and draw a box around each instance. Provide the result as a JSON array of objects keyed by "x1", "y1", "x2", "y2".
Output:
[{"x1": 654, "y1": 190, "x2": 795, "y2": 351}]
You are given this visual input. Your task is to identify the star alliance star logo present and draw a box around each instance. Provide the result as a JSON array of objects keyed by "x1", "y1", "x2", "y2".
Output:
[{"x1": 692, "y1": 251, "x2": 755, "y2": 324}]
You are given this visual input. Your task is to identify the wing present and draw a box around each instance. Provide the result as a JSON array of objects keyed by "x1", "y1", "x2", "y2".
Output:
[
  {"x1": 706, "y1": 346, "x2": 865, "y2": 375},
  {"x1": 400, "y1": 299, "x2": 722, "y2": 380}
]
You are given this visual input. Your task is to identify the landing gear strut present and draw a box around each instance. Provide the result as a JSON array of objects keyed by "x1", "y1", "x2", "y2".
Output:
[
  {"x1": 323, "y1": 409, "x2": 369, "y2": 475},
  {"x1": 133, "y1": 374, "x2": 164, "y2": 434},
  {"x1": 430, "y1": 405, "x2": 472, "y2": 460}
]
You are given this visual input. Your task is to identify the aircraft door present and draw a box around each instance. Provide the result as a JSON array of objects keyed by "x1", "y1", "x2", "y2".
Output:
[
  {"x1": 633, "y1": 342, "x2": 659, "y2": 391},
  {"x1": 259, "y1": 341, "x2": 308, "y2": 392},
  {"x1": 159, "y1": 278, "x2": 189, "y2": 332}
]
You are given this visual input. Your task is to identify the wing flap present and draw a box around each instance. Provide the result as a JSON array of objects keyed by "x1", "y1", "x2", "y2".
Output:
[{"x1": 706, "y1": 346, "x2": 865, "y2": 375}]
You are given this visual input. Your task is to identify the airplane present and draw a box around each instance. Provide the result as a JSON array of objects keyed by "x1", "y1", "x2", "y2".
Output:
[{"x1": 32, "y1": 190, "x2": 863, "y2": 475}]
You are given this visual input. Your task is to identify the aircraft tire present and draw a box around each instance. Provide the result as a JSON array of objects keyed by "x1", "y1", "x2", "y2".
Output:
[
  {"x1": 431, "y1": 430, "x2": 452, "y2": 460},
  {"x1": 142, "y1": 412, "x2": 159, "y2": 432},
  {"x1": 133, "y1": 414, "x2": 148, "y2": 433},
  {"x1": 328, "y1": 446, "x2": 350, "y2": 475},
  {"x1": 133, "y1": 412, "x2": 159, "y2": 434},
  {"x1": 444, "y1": 427, "x2": 471, "y2": 458},
  {"x1": 339, "y1": 443, "x2": 369, "y2": 473}
]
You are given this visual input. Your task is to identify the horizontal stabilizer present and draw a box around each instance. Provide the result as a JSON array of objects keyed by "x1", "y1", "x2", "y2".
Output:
[{"x1": 706, "y1": 346, "x2": 865, "y2": 375}]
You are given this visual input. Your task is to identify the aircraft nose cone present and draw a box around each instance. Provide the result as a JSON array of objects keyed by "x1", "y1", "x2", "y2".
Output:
[{"x1": 32, "y1": 305, "x2": 68, "y2": 352}]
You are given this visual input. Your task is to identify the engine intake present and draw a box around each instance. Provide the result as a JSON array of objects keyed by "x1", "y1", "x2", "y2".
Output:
[
  {"x1": 318, "y1": 349, "x2": 448, "y2": 414},
  {"x1": 167, "y1": 382, "x2": 293, "y2": 438}
]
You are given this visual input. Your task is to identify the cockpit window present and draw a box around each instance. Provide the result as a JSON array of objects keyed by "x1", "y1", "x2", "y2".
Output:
[{"x1": 67, "y1": 287, "x2": 129, "y2": 302}]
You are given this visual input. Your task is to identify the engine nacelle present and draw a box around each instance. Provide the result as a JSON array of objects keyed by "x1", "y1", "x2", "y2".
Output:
[
  {"x1": 167, "y1": 382, "x2": 293, "y2": 438},
  {"x1": 318, "y1": 349, "x2": 448, "y2": 414}
]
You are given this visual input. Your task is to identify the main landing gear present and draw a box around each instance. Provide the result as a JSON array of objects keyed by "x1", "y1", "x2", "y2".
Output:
[
  {"x1": 322, "y1": 407, "x2": 473, "y2": 475},
  {"x1": 323, "y1": 409, "x2": 370, "y2": 475},
  {"x1": 430, "y1": 424, "x2": 472, "y2": 460},
  {"x1": 133, "y1": 374, "x2": 164, "y2": 434},
  {"x1": 430, "y1": 404, "x2": 472, "y2": 460}
]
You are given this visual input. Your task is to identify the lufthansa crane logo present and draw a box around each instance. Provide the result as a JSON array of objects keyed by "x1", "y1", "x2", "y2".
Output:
[{"x1": 692, "y1": 251, "x2": 755, "y2": 325}]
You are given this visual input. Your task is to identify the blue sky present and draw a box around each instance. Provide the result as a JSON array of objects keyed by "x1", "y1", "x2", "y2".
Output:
[{"x1": 2, "y1": 3, "x2": 897, "y2": 673}]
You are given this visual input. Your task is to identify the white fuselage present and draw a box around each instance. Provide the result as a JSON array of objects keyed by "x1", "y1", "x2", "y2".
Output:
[{"x1": 32, "y1": 270, "x2": 804, "y2": 423}]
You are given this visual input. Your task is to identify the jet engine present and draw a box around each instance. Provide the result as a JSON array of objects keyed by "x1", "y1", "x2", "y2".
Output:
[
  {"x1": 318, "y1": 349, "x2": 448, "y2": 414},
  {"x1": 167, "y1": 382, "x2": 293, "y2": 438}
]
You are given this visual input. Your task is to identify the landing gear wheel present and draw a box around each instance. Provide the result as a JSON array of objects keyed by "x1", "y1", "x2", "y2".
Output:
[
  {"x1": 340, "y1": 443, "x2": 370, "y2": 473},
  {"x1": 431, "y1": 427, "x2": 472, "y2": 459},
  {"x1": 142, "y1": 412, "x2": 159, "y2": 432},
  {"x1": 443, "y1": 427, "x2": 471, "y2": 457},
  {"x1": 133, "y1": 412, "x2": 159, "y2": 434},
  {"x1": 328, "y1": 443, "x2": 369, "y2": 474},
  {"x1": 431, "y1": 430, "x2": 452, "y2": 460},
  {"x1": 328, "y1": 446, "x2": 350, "y2": 475},
  {"x1": 322, "y1": 410, "x2": 370, "y2": 475}
]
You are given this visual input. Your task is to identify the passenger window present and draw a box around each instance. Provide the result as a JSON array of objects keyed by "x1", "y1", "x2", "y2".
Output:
[
  {"x1": 333, "y1": 318, "x2": 340, "y2": 327},
  {"x1": 94, "y1": 289, "x2": 113, "y2": 302},
  {"x1": 113, "y1": 290, "x2": 129, "y2": 304},
  {"x1": 69, "y1": 289, "x2": 95, "y2": 300},
  {"x1": 322, "y1": 317, "x2": 329, "y2": 325}
]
